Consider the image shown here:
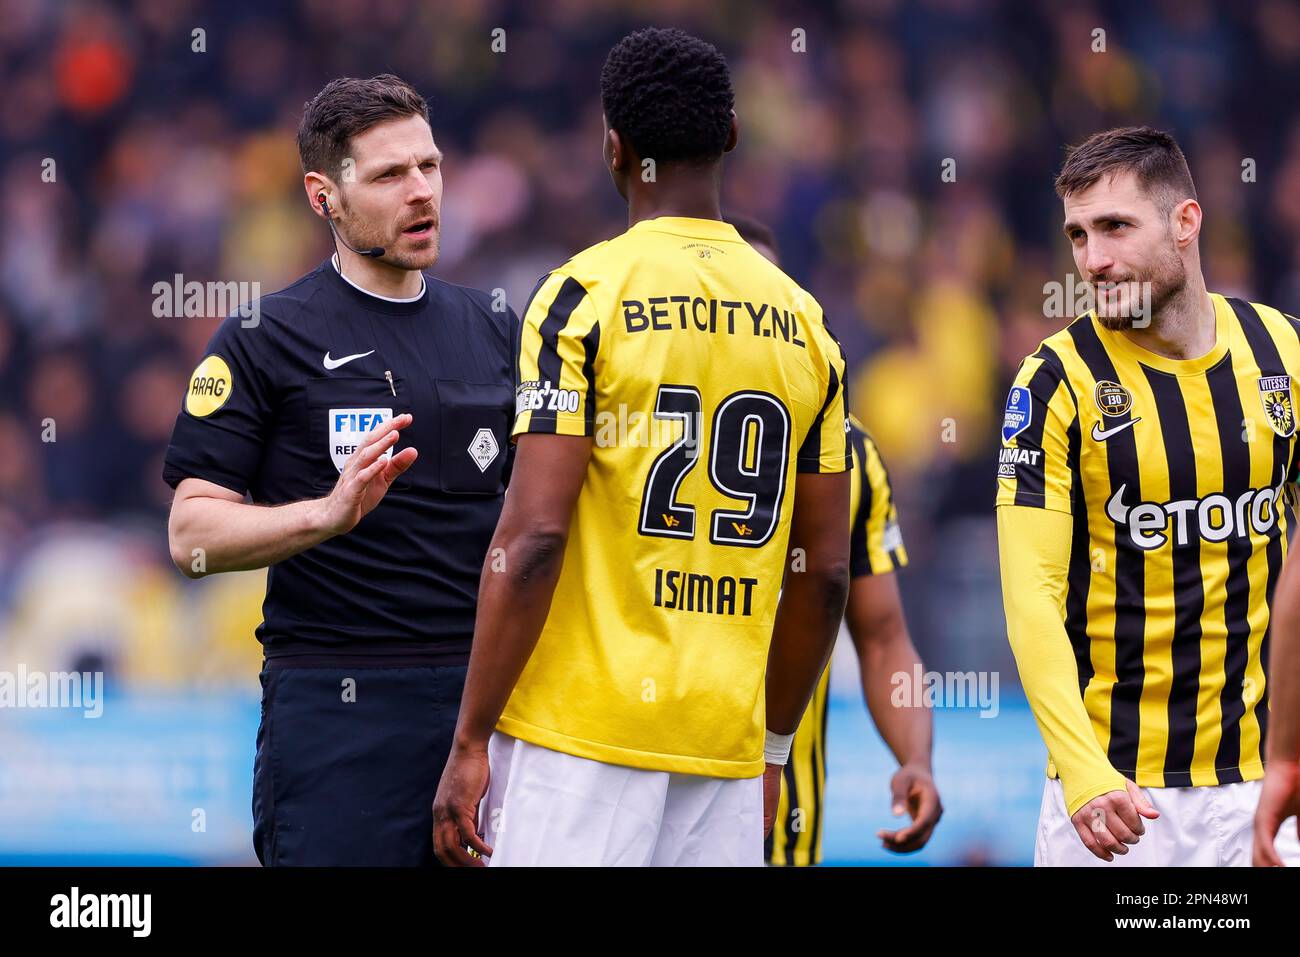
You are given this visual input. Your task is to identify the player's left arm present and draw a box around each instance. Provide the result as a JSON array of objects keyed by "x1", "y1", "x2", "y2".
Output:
[{"x1": 1254, "y1": 536, "x2": 1300, "y2": 865}]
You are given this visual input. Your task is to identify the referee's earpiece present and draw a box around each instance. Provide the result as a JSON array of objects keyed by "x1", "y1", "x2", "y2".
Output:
[{"x1": 316, "y1": 191, "x2": 385, "y2": 258}]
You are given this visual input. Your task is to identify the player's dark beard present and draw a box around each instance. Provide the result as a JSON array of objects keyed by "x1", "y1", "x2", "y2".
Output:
[{"x1": 1092, "y1": 244, "x2": 1186, "y2": 331}]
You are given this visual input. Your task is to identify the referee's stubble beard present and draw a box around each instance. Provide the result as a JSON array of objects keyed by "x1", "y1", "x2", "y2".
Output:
[{"x1": 326, "y1": 113, "x2": 444, "y2": 276}]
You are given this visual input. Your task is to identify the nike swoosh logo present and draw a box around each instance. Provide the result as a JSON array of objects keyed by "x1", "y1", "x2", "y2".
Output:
[
  {"x1": 323, "y1": 349, "x2": 375, "y2": 370},
  {"x1": 1092, "y1": 417, "x2": 1141, "y2": 441}
]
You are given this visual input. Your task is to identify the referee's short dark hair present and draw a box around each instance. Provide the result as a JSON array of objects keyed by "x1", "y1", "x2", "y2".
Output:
[
  {"x1": 298, "y1": 74, "x2": 430, "y2": 180},
  {"x1": 1055, "y1": 126, "x2": 1197, "y2": 215},
  {"x1": 600, "y1": 27, "x2": 735, "y2": 165}
]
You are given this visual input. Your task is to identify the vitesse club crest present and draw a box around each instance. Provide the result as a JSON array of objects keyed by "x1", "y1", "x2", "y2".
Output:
[
  {"x1": 1259, "y1": 375, "x2": 1296, "y2": 438},
  {"x1": 1094, "y1": 380, "x2": 1133, "y2": 417}
]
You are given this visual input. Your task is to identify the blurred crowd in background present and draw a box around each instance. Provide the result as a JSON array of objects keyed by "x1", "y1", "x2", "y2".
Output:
[{"x1": 2, "y1": 0, "x2": 1300, "y2": 694}]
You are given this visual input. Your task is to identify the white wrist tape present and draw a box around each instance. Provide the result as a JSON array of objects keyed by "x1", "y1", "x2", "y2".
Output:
[{"x1": 764, "y1": 729, "x2": 795, "y2": 765}]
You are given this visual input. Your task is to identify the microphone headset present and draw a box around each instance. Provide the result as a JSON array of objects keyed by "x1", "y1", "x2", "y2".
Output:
[{"x1": 317, "y1": 193, "x2": 385, "y2": 258}]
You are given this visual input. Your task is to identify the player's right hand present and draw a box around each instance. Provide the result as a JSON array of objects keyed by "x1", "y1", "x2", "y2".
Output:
[
  {"x1": 317, "y1": 413, "x2": 418, "y2": 536},
  {"x1": 1070, "y1": 779, "x2": 1159, "y2": 861},
  {"x1": 433, "y1": 742, "x2": 493, "y2": 866}
]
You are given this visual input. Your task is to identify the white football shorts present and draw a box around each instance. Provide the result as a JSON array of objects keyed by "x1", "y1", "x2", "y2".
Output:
[
  {"x1": 479, "y1": 730, "x2": 764, "y2": 866},
  {"x1": 1035, "y1": 776, "x2": 1300, "y2": 866}
]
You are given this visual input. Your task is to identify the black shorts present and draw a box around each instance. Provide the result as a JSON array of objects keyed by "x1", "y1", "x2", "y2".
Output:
[{"x1": 251, "y1": 658, "x2": 467, "y2": 866}]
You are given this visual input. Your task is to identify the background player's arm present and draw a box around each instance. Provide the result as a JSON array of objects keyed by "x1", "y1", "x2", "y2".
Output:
[
  {"x1": 997, "y1": 504, "x2": 1155, "y2": 860},
  {"x1": 1253, "y1": 538, "x2": 1300, "y2": 865},
  {"x1": 167, "y1": 414, "x2": 416, "y2": 578},
  {"x1": 850, "y1": 574, "x2": 927, "y2": 765},
  {"x1": 846, "y1": 572, "x2": 939, "y2": 851}
]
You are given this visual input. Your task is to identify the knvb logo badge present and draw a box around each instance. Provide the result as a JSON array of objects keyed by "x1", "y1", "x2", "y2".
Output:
[{"x1": 468, "y1": 428, "x2": 499, "y2": 473}]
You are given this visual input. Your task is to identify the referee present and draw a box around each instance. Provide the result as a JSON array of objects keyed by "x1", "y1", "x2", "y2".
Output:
[{"x1": 163, "y1": 75, "x2": 517, "y2": 866}]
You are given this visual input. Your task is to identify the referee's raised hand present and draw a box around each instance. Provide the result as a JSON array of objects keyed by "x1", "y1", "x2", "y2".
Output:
[{"x1": 318, "y1": 413, "x2": 418, "y2": 536}]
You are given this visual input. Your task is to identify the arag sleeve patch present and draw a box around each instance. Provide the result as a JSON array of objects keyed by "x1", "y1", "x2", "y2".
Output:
[{"x1": 184, "y1": 355, "x2": 233, "y2": 418}]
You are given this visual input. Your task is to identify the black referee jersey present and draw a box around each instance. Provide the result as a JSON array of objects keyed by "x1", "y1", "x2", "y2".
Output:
[
  {"x1": 163, "y1": 257, "x2": 518, "y2": 662},
  {"x1": 163, "y1": 257, "x2": 517, "y2": 866}
]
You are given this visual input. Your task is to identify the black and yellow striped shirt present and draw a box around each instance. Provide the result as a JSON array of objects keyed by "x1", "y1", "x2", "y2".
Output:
[
  {"x1": 766, "y1": 416, "x2": 908, "y2": 866},
  {"x1": 997, "y1": 294, "x2": 1300, "y2": 789}
]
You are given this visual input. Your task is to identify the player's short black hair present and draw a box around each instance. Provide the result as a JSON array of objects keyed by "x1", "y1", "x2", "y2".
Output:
[
  {"x1": 1055, "y1": 126, "x2": 1197, "y2": 215},
  {"x1": 600, "y1": 27, "x2": 735, "y2": 165},
  {"x1": 298, "y1": 74, "x2": 430, "y2": 180},
  {"x1": 728, "y1": 212, "x2": 779, "y2": 259}
]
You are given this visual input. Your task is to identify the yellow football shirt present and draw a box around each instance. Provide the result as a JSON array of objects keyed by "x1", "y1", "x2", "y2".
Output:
[
  {"x1": 997, "y1": 294, "x2": 1300, "y2": 792},
  {"x1": 502, "y1": 216, "x2": 851, "y2": 778}
]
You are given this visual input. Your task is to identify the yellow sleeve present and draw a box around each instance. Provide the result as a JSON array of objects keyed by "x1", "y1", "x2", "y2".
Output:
[
  {"x1": 997, "y1": 504, "x2": 1127, "y2": 816},
  {"x1": 513, "y1": 272, "x2": 602, "y2": 438},
  {"x1": 850, "y1": 427, "x2": 907, "y2": 576},
  {"x1": 796, "y1": 316, "x2": 851, "y2": 474},
  {"x1": 996, "y1": 354, "x2": 1075, "y2": 513}
]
